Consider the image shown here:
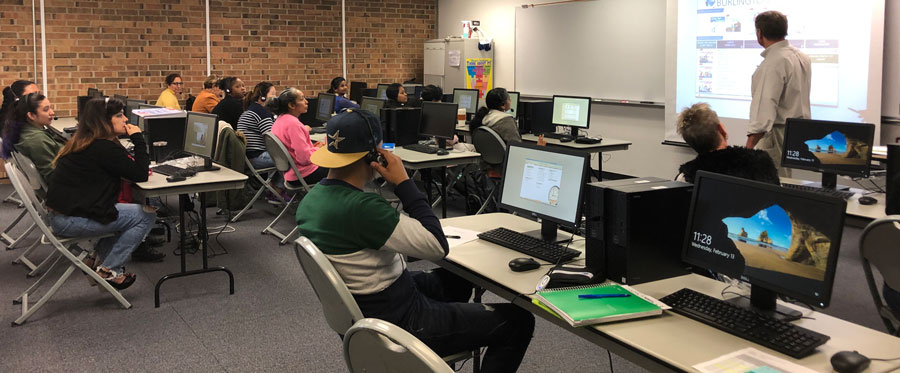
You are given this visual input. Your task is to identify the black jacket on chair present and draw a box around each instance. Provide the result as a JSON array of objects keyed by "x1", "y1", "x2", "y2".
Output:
[{"x1": 678, "y1": 146, "x2": 780, "y2": 185}]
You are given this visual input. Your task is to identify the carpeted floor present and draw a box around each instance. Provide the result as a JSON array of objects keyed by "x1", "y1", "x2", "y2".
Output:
[{"x1": 0, "y1": 182, "x2": 888, "y2": 372}]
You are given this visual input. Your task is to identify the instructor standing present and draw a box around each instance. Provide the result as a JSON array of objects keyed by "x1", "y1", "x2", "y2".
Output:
[{"x1": 746, "y1": 10, "x2": 811, "y2": 176}]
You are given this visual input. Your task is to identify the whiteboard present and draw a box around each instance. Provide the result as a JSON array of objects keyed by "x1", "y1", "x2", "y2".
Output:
[{"x1": 514, "y1": 0, "x2": 666, "y2": 103}]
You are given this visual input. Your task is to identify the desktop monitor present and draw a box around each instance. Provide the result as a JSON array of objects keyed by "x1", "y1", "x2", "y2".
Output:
[
  {"x1": 349, "y1": 81, "x2": 367, "y2": 104},
  {"x1": 125, "y1": 99, "x2": 147, "y2": 125},
  {"x1": 887, "y1": 144, "x2": 900, "y2": 215},
  {"x1": 419, "y1": 102, "x2": 457, "y2": 147},
  {"x1": 376, "y1": 84, "x2": 390, "y2": 100},
  {"x1": 682, "y1": 171, "x2": 846, "y2": 320},
  {"x1": 452, "y1": 88, "x2": 479, "y2": 115},
  {"x1": 184, "y1": 112, "x2": 219, "y2": 170},
  {"x1": 551, "y1": 95, "x2": 591, "y2": 138},
  {"x1": 507, "y1": 91, "x2": 520, "y2": 118},
  {"x1": 404, "y1": 84, "x2": 424, "y2": 100},
  {"x1": 498, "y1": 142, "x2": 590, "y2": 242},
  {"x1": 87, "y1": 88, "x2": 101, "y2": 97},
  {"x1": 782, "y1": 118, "x2": 875, "y2": 189},
  {"x1": 316, "y1": 93, "x2": 336, "y2": 122},
  {"x1": 113, "y1": 94, "x2": 127, "y2": 103},
  {"x1": 360, "y1": 97, "x2": 386, "y2": 118}
]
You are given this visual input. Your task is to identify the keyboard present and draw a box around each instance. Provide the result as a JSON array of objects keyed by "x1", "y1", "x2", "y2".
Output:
[
  {"x1": 536, "y1": 132, "x2": 568, "y2": 139},
  {"x1": 477, "y1": 227, "x2": 581, "y2": 264},
  {"x1": 780, "y1": 183, "x2": 854, "y2": 200},
  {"x1": 151, "y1": 164, "x2": 185, "y2": 176},
  {"x1": 404, "y1": 143, "x2": 440, "y2": 154},
  {"x1": 309, "y1": 126, "x2": 327, "y2": 134},
  {"x1": 660, "y1": 288, "x2": 829, "y2": 358}
]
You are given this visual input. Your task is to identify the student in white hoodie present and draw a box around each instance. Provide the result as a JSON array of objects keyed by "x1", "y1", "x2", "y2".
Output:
[{"x1": 469, "y1": 88, "x2": 521, "y2": 145}]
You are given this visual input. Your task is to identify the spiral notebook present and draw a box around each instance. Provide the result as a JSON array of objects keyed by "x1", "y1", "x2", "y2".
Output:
[{"x1": 534, "y1": 283, "x2": 669, "y2": 327}]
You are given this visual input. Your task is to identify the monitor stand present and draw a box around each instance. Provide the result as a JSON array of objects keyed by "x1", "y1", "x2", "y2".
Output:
[
  {"x1": 521, "y1": 220, "x2": 572, "y2": 244},
  {"x1": 568, "y1": 126, "x2": 584, "y2": 139},
  {"x1": 436, "y1": 138, "x2": 447, "y2": 150},
  {"x1": 805, "y1": 172, "x2": 851, "y2": 191},
  {"x1": 725, "y1": 284, "x2": 802, "y2": 322},
  {"x1": 192, "y1": 156, "x2": 220, "y2": 173}
]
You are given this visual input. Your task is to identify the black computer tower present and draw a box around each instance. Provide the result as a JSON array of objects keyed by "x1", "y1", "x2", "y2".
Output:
[
  {"x1": 887, "y1": 144, "x2": 900, "y2": 215},
  {"x1": 143, "y1": 116, "x2": 186, "y2": 163},
  {"x1": 584, "y1": 179, "x2": 693, "y2": 285},
  {"x1": 349, "y1": 82, "x2": 367, "y2": 104},
  {"x1": 381, "y1": 107, "x2": 421, "y2": 146},
  {"x1": 521, "y1": 100, "x2": 553, "y2": 135}
]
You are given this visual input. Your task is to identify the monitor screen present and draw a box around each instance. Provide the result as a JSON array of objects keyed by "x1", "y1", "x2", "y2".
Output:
[
  {"x1": 499, "y1": 142, "x2": 589, "y2": 227},
  {"x1": 125, "y1": 99, "x2": 146, "y2": 125},
  {"x1": 376, "y1": 84, "x2": 390, "y2": 100},
  {"x1": 682, "y1": 171, "x2": 845, "y2": 308},
  {"x1": 360, "y1": 97, "x2": 386, "y2": 118},
  {"x1": 403, "y1": 84, "x2": 423, "y2": 100},
  {"x1": 316, "y1": 93, "x2": 336, "y2": 122},
  {"x1": 782, "y1": 118, "x2": 875, "y2": 178},
  {"x1": 419, "y1": 102, "x2": 458, "y2": 139},
  {"x1": 87, "y1": 88, "x2": 100, "y2": 97},
  {"x1": 551, "y1": 95, "x2": 591, "y2": 129},
  {"x1": 453, "y1": 89, "x2": 479, "y2": 114},
  {"x1": 507, "y1": 91, "x2": 520, "y2": 117},
  {"x1": 184, "y1": 112, "x2": 218, "y2": 159},
  {"x1": 349, "y1": 81, "x2": 367, "y2": 104}
]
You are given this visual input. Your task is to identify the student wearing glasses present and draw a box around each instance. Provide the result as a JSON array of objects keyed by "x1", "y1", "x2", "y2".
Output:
[{"x1": 155, "y1": 73, "x2": 183, "y2": 110}]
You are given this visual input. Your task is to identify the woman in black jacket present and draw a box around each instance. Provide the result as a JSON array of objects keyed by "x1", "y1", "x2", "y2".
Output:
[
  {"x1": 45, "y1": 97, "x2": 156, "y2": 289},
  {"x1": 211, "y1": 76, "x2": 247, "y2": 126}
]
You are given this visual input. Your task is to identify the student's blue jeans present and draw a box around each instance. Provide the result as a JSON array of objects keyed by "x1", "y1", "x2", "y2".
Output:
[
  {"x1": 354, "y1": 269, "x2": 535, "y2": 373},
  {"x1": 49, "y1": 203, "x2": 156, "y2": 273}
]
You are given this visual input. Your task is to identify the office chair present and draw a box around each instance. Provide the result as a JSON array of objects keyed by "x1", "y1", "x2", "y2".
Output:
[
  {"x1": 343, "y1": 318, "x2": 454, "y2": 373},
  {"x1": 470, "y1": 126, "x2": 506, "y2": 214},
  {"x1": 860, "y1": 216, "x2": 900, "y2": 336}
]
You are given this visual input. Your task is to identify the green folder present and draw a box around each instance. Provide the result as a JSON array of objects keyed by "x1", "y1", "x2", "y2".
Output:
[{"x1": 534, "y1": 283, "x2": 666, "y2": 327}]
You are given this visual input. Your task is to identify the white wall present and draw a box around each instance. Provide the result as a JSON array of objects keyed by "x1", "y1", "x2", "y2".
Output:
[{"x1": 438, "y1": 0, "x2": 696, "y2": 178}]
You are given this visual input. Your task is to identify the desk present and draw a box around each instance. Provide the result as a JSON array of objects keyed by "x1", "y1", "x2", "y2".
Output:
[
  {"x1": 135, "y1": 164, "x2": 247, "y2": 307},
  {"x1": 438, "y1": 213, "x2": 900, "y2": 372},
  {"x1": 394, "y1": 146, "x2": 481, "y2": 218},
  {"x1": 780, "y1": 177, "x2": 886, "y2": 226},
  {"x1": 521, "y1": 134, "x2": 630, "y2": 179}
]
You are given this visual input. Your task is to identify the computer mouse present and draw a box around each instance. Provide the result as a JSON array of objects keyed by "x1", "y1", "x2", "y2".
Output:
[
  {"x1": 177, "y1": 169, "x2": 197, "y2": 177},
  {"x1": 858, "y1": 196, "x2": 877, "y2": 205},
  {"x1": 830, "y1": 350, "x2": 870, "y2": 373},
  {"x1": 436, "y1": 149, "x2": 449, "y2": 156},
  {"x1": 166, "y1": 175, "x2": 186, "y2": 183},
  {"x1": 559, "y1": 136, "x2": 574, "y2": 143},
  {"x1": 509, "y1": 257, "x2": 541, "y2": 272}
]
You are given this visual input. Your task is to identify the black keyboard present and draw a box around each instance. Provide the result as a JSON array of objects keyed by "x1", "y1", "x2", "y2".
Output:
[
  {"x1": 536, "y1": 132, "x2": 568, "y2": 139},
  {"x1": 404, "y1": 143, "x2": 440, "y2": 154},
  {"x1": 780, "y1": 183, "x2": 854, "y2": 200},
  {"x1": 477, "y1": 227, "x2": 580, "y2": 264},
  {"x1": 660, "y1": 288, "x2": 829, "y2": 358},
  {"x1": 151, "y1": 164, "x2": 185, "y2": 176},
  {"x1": 309, "y1": 126, "x2": 327, "y2": 134}
]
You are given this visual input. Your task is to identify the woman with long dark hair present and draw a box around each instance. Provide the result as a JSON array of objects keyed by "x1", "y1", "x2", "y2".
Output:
[
  {"x1": 45, "y1": 98, "x2": 156, "y2": 289},
  {"x1": 268, "y1": 87, "x2": 328, "y2": 187},
  {"x1": 469, "y1": 87, "x2": 521, "y2": 145},
  {"x1": 0, "y1": 80, "x2": 39, "y2": 132},
  {"x1": 326, "y1": 77, "x2": 359, "y2": 113},
  {"x1": 237, "y1": 81, "x2": 287, "y2": 201},
  {"x1": 1, "y1": 92, "x2": 64, "y2": 180}
]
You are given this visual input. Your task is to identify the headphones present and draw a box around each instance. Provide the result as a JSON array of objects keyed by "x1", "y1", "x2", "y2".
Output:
[{"x1": 348, "y1": 109, "x2": 386, "y2": 167}]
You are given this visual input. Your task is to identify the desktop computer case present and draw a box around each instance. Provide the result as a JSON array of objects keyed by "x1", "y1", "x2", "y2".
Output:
[
  {"x1": 585, "y1": 179, "x2": 692, "y2": 285},
  {"x1": 381, "y1": 108, "x2": 421, "y2": 146}
]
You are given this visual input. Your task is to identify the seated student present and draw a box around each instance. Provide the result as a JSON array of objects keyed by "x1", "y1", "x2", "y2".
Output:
[
  {"x1": 237, "y1": 81, "x2": 286, "y2": 200},
  {"x1": 383, "y1": 83, "x2": 407, "y2": 109},
  {"x1": 676, "y1": 102, "x2": 779, "y2": 184},
  {"x1": 1, "y1": 92, "x2": 64, "y2": 180},
  {"x1": 192, "y1": 74, "x2": 221, "y2": 113},
  {"x1": 45, "y1": 97, "x2": 156, "y2": 289},
  {"x1": 155, "y1": 73, "x2": 183, "y2": 110},
  {"x1": 469, "y1": 87, "x2": 521, "y2": 145},
  {"x1": 419, "y1": 84, "x2": 443, "y2": 103},
  {"x1": 327, "y1": 77, "x2": 359, "y2": 113},
  {"x1": 269, "y1": 88, "x2": 328, "y2": 187},
  {"x1": 211, "y1": 76, "x2": 246, "y2": 127},
  {"x1": 296, "y1": 110, "x2": 534, "y2": 372},
  {"x1": 0, "y1": 80, "x2": 40, "y2": 133}
]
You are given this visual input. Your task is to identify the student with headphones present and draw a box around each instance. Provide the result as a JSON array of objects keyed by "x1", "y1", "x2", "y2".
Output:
[
  {"x1": 211, "y1": 76, "x2": 246, "y2": 127},
  {"x1": 269, "y1": 87, "x2": 328, "y2": 187},
  {"x1": 1, "y1": 92, "x2": 63, "y2": 180},
  {"x1": 155, "y1": 73, "x2": 183, "y2": 110},
  {"x1": 0, "y1": 80, "x2": 40, "y2": 132},
  {"x1": 296, "y1": 110, "x2": 535, "y2": 372},
  {"x1": 326, "y1": 77, "x2": 359, "y2": 113}
]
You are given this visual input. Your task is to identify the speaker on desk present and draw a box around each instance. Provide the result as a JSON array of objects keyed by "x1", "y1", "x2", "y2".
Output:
[{"x1": 887, "y1": 144, "x2": 900, "y2": 215}]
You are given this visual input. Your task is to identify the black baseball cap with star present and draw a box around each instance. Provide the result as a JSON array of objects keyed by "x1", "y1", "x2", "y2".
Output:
[{"x1": 310, "y1": 109, "x2": 383, "y2": 169}]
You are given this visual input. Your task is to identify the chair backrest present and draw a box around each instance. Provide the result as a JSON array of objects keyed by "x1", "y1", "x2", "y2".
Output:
[
  {"x1": 472, "y1": 126, "x2": 506, "y2": 166},
  {"x1": 264, "y1": 132, "x2": 311, "y2": 191},
  {"x1": 5, "y1": 162, "x2": 48, "y2": 220},
  {"x1": 293, "y1": 236, "x2": 364, "y2": 335},
  {"x1": 859, "y1": 216, "x2": 900, "y2": 334},
  {"x1": 343, "y1": 318, "x2": 453, "y2": 373},
  {"x1": 12, "y1": 152, "x2": 48, "y2": 193}
]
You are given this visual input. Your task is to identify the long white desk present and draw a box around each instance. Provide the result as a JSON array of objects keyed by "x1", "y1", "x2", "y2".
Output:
[
  {"x1": 438, "y1": 213, "x2": 900, "y2": 372},
  {"x1": 781, "y1": 177, "x2": 887, "y2": 225}
]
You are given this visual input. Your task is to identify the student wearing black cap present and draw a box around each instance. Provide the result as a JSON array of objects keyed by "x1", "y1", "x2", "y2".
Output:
[{"x1": 296, "y1": 109, "x2": 534, "y2": 372}]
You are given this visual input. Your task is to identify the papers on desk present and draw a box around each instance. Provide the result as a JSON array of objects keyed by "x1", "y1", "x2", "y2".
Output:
[
  {"x1": 443, "y1": 226, "x2": 480, "y2": 248},
  {"x1": 132, "y1": 108, "x2": 183, "y2": 118},
  {"x1": 694, "y1": 348, "x2": 817, "y2": 373}
]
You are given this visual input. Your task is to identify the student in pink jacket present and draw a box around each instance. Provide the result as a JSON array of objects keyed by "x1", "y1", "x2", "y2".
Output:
[{"x1": 268, "y1": 88, "x2": 329, "y2": 187}]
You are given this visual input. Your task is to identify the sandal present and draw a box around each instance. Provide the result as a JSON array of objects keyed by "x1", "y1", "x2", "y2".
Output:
[
  {"x1": 82, "y1": 255, "x2": 99, "y2": 286},
  {"x1": 96, "y1": 267, "x2": 137, "y2": 290}
]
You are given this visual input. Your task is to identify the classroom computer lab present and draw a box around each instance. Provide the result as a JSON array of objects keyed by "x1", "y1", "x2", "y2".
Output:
[{"x1": 1, "y1": 0, "x2": 899, "y2": 372}]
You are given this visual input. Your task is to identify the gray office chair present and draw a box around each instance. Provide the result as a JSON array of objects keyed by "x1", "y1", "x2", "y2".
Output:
[
  {"x1": 262, "y1": 133, "x2": 313, "y2": 244},
  {"x1": 470, "y1": 126, "x2": 507, "y2": 214},
  {"x1": 343, "y1": 318, "x2": 454, "y2": 373},
  {"x1": 292, "y1": 237, "x2": 477, "y2": 370},
  {"x1": 5, "y1": 162, "x2": 129, "y2": 325},
  {"x1": 859, "y1": 216, "x2": 900, "y2": 336}
]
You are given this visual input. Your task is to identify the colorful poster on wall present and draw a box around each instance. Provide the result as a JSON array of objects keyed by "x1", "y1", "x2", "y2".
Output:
[{"x1": 465, "y1": 58, "x2": 493, "y2": 99}]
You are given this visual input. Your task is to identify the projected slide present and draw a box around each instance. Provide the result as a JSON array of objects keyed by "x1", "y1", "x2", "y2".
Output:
[
  {"x1": 674, "y1": 0, "x2": 879, "y2": 124},
  {"x1": 520, "y1": 159, "x2": 562, "y2": 206}
]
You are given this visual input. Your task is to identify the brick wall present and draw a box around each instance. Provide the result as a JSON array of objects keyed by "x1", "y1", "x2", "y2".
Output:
[{"x1": 1, "y1": 0, "x2": 435, "y2": 118}]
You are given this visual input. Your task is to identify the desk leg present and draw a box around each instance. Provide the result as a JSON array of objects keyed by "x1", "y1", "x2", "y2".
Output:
[
  {"x1": 593, "y1": 154, "x2": 603, "y2": 181},
  {"x1": 154, "y1": 193, "x2": 235, "y2": 308},
  {"x1": 440, "y1": 166, "x2": 447, "y2": 219}
]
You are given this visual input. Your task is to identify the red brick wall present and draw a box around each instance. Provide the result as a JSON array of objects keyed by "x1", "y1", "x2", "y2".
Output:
[{"x1": 1, "y1": 0, "x2": 436, "y2": 118}]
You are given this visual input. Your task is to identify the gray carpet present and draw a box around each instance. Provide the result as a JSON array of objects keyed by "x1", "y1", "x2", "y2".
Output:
[{"x1": 0, "y1": 183, "x2": 887, "y2": 372}]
